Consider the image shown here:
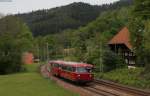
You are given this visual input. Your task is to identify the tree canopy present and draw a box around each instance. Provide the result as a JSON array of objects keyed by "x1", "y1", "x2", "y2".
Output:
[
  {"x1": 17, "y1": 0, "x2": 133, "y2": 36},
  {"x1": 0, "y1": 16, "x2": 33, "y2": 74},
  {"x1": 129, "y1": 0, "x2": 150, "y2": 79}
]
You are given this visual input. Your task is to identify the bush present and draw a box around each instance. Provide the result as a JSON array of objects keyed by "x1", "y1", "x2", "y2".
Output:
[
  {"x1": 0, "y1": 37, "x2": 22, "y2": 74},
  {"x1": 96, "y1": 68, "x2": 150, "y2": 89},
  {"x1": 102, "y1": 50, "x2": 126, "y2": 72},
  {"x1": 85, "y1": 48, "x2": 126, "y2": 72}
]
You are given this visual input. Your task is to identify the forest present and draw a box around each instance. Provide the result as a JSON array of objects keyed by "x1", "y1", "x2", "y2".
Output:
[
  {"x1": 30, "y1": 0, "x2": 150, "y2": 80},
  {"x1": 16, "y1": 0, "x2": 133, "y2": 36},
  {"x1": 0, "y1": 0, "x2": 150, "y2": 84},
  {"x1": 30, "y1": 0, "x2": 133, "y2": 71}
]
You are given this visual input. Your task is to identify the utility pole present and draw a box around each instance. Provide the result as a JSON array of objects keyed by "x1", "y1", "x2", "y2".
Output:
[
  {"x1": 42, "y1": 44, "x2": 45, "y2": 64},
  {"x1": 46, "y1": 42, "x2": 49, "y2": 63},
  {"x1": 44, "y1": 43, "x2": 47, "y2": 63},
  {"x1": 37, "y1": 44, "x2": 40, "y2": 65},
  {"x1": 100, "y1": 42, "x2": 103, "y2": 72}
]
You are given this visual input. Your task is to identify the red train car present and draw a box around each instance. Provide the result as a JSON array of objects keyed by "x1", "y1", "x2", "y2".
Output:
[{"x1": 49, "y1": 60, "x2": 94, "y2": 83}]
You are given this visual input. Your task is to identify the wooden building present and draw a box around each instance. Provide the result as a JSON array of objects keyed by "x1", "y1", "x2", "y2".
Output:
[
  {"x1": 108, "y1": 27, "x2": 136, "y2": 66},
  {"x1": 22, "y1": 52, "x2": 34, "y2": 64}
]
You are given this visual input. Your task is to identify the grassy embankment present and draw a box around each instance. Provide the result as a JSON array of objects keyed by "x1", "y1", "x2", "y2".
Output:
[
  {"x1": 95, "y1": 68, "x2": 150, "y2": 89},
  {"x1": 0, "y1": 64, "x2": 79, "y2": 96}
]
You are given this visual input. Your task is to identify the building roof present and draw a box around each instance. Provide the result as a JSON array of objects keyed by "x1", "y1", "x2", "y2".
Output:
[
  {"x1": 108, "y1": 27, "x2": 132, "y2": 50},
  {"x1": 49, "y1": 60, "x2": 93, "y2": 67}
]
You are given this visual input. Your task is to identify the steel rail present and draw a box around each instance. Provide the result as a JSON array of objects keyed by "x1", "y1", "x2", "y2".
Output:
[
  {"x1": 83, "y1": 86, "x2": 119, "y2": 96},
  {"x1": 94, "y1": 79, "x2": 150, "y2": 96}
]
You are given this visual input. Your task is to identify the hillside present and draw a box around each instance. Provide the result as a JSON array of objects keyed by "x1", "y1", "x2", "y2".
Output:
[
  {"x1": 33, "y1": 4, "x2": 133, "y2": 62},
  {"x1": 17, "y1": 0, "x2": 133, "y2": 36}
]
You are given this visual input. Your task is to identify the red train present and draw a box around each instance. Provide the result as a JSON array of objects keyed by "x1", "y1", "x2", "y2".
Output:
[{"x1": 48, "y1": 60, "x2": 94, "y2": 83}]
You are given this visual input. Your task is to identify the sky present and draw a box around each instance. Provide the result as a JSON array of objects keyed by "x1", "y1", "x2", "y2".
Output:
[{"x1": 0, "y1": 0, "x2": 119, "y2": 15}]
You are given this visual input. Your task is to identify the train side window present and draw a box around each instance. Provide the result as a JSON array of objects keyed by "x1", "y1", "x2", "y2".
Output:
[
  {"x1": 72, "y1": 67, "x2": 76, "y2": 72},
  {"x1": 67, "y1": 66, "x2": 72, "y2": 72},
  {"x1": 62, "y1": 65, "x2": 67, "y2": 70},
  {"x1": 76, "y1": 67, "x2": 87, "y2": 73},
  {"x1": 59, "y1": 64, "x2": 62, "y2": 69},
  {"x1": 53, "y1": 63, "x2": 56, "y2": 67},
  {"x1": 54, "y1": 63, "x2": 59, "y2": 68},
  {"x1": 67, "y1": 66, "x2": 76, "y2": 72}
]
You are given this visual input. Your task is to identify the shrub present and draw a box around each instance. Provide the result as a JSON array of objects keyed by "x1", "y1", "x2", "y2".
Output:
[{"x1": 102, "y1": 50, "x2": 126, "y2": 72}]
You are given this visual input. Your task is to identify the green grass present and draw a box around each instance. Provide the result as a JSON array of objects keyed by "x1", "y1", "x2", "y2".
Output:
[
  {"x1": 95, "y1": 68, "x2": 150, "y2": 89},
  {"x1": 0, "y1": 64, "x2": 79, "y2": 96},
  {"x1": 24, "y1": 63, "x2": 40, "y2": 72}
]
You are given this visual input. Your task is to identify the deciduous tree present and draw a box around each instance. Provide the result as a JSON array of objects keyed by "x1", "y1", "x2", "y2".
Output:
[{"x1": 0, "y1": 16, "x2": 33, "y2": 74}]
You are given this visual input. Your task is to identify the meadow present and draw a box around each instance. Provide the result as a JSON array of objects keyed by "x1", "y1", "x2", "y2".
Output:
[{"x1": 0, "y1": 64, "x2": 79, "y2": 96}]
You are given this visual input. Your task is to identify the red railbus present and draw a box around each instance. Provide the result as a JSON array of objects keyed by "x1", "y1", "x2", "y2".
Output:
[{"x1": 49, "y1": 60, "x2": 94, "y2": 83}]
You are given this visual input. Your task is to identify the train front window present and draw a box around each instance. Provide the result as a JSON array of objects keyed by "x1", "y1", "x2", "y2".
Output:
[{"x1": 76, "y1": 67, "x2": 88, "y2": 73}]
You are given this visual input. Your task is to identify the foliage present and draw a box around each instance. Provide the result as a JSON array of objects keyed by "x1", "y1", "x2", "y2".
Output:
[
  {"x1": 128, "y1": 17, "x2": 145, "y2": 66},
  {"x1": 69, "y1": 7, "x2": 131, "y2": 71},
  {"x1": 142, "y1": 20, "x2": 150, "y2": 79},
  {"x1": 0, "y1": 16, "x2": 33, "y2": 74},
  {"x1": 16, "y1": 0, "x2": 133, "y2": 36},
  {"x1": 129, "y1": 0, "x2": 150, "y2": 78},
  {"x1": 95, "y1": 68, "x2": 150, "y2": 89},
  {"x1": 133, "y1": 0, "x2": 150, "y2": 20},
  {"x1": 34, "y1": 34, "x2": 65, "y2": 61},
  {"x1": 32, "y1": 6, "x2": 132, "y2": 72},
  {"x1": 102, "y1": 50, "x2": 126, "y2": 72}
]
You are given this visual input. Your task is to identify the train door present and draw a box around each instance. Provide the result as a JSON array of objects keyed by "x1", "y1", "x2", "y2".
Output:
[
  {"x1": 61, "y1": 65, "x2": 67, "y2": 78},
  {"x1": 51, "y1": 63, "x2": 60, "y2": 76},
  {"x1": 66, "y1": 66, "x2": 76, "y2": 81},
  {"x1": 65, "y1": 66, "x2": 72, "y2": 80}
]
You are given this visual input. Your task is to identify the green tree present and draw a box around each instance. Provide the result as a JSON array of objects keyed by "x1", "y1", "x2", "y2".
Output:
[
  {"x1": 0, "y1": 16, "x2": 33, "y2": 74},
  {"x1": 129, "y1": 17, "x2": 145, "y2": 66},
  {"x1": 129, "y1": 0, "x2": 150, "y2": 78},
  {"x1": 129, "y1": 0, "x2": 150, "y2": 65},
  {"x1": 142, "y1": 20, "x2": 150, "y2": 79},
  {"x1": 102, "y1": 50, "x2": 126, "y2": 72},
  {"x1": 133, "y1": 0, "x2": 150, "y2": 20}
]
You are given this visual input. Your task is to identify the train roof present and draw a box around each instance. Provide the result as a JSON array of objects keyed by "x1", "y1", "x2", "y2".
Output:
[{"x1": 49, "y1": 60, "x2": 93, "y2": 67}]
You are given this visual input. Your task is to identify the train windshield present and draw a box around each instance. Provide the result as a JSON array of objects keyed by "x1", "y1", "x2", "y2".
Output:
[{"x1": 76, "y1": 67, "x2": 91, "y2": 73}]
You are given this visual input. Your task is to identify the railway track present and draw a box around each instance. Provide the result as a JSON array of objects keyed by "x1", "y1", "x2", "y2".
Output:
[
  {"x1": 42, "y1": 64, "x2": 150, "y2": 96},
  {"x1": 93, "y1": 79, "x2": 150, "y2": 96},
  {"x1": 83, "y1": 85, "x2": 120, "y2": 96}
]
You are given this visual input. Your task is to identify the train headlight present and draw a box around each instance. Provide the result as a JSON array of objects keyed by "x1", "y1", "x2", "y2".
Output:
[
  {"x1": 77, "y1": 74, "x2": 80, "y2": 77},
  {"x1": 89, "y1": 74, "x2": 92, "y2": 77}
]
